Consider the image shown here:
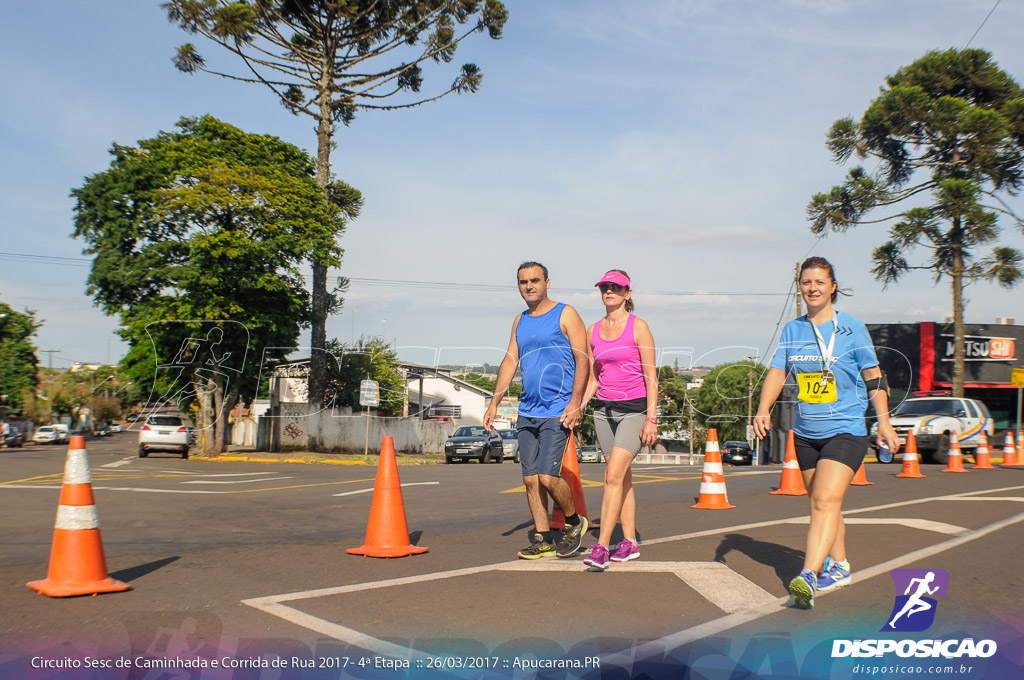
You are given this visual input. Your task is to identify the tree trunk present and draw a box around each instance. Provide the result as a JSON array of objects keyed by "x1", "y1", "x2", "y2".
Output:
[
  {"x1": 198, "y1": 379, "x2": 214, "y2": 455},
  {"x1": 212, "y1": 372, "x2": 225, "y2": 455},
  {"x1": 952, "y1": 240, "x2": 965, "y2": 398},
  {"x1": 307, "y1": 79, "x2": 334, "y2": 452}
]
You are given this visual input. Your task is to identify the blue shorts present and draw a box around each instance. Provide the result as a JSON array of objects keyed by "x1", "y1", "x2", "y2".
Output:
[{"x1": 516, "y1": 415, "x2": 570, "y2": 477}]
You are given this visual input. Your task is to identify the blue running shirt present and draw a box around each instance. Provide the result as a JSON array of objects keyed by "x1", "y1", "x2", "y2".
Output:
[
  {"x1": 516, "y1": 302, "x2": 576, "y2": 418},
  {"x1": 770, "y1": 311, "x2": 879, "y2": 438}
]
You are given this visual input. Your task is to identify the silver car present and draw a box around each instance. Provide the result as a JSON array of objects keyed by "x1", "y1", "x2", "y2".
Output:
[{"x1": 497, "y1": 429, "x2": 520, "y2": 463}]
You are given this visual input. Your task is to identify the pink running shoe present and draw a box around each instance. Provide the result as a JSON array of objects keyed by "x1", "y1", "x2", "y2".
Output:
[
  {"x1": 610, "y1": 539, "x2": 639, "y2": 562},
  {"x1": 583, "y1": 543, "x2": 610, "y2": 569}
]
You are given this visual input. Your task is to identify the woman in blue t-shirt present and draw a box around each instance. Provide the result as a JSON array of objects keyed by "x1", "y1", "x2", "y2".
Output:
[{"x1": 753, "y1": 257, "x2": 899, "y2": 609}]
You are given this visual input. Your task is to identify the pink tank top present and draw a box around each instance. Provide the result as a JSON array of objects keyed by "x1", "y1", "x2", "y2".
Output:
[{"x1": 591, "y1": 314, "x2": 647, "y2": 401}]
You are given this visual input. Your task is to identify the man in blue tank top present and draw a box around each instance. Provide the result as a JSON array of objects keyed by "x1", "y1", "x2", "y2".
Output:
[{"x1": 484, "y1": 262, "x2": 591, "y2": 559}]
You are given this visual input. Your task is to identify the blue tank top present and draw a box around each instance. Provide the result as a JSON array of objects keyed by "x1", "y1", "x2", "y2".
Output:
[{"x1": 516, "y1": 302, "x2": 575, "y2": 417}]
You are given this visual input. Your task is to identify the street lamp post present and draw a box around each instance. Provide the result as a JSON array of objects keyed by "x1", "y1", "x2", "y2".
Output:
[{"x1": 746, "y1": 355, "x2": 760, "y2": 465}]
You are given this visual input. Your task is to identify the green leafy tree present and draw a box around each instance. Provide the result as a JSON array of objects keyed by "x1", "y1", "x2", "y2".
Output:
[
  {"x1": 90, "y1": 396, "x2": 122, "y2": 427},
  {"x1": 693, "y1": 360, "x2": 765, "y2": 443},
  {"x1": 461, "y1": 372, "x2": 521, "y2": 397},
  {"x1": 0, "y1": 300, "x2": 40, "y2": 414},
  {"x1": 656, "y1": 365, "x2": 704, "y2": 449},
  {"x1": 71, "y1": 115, "x2": 355, "y2": 454},
  {"x1": 808, "y1": 48, "x2": 1024, "y2": 396},
  {"x1": 164, "y1": 0, "x2": 509, "y2": 434},
  {"x1": 324, "y1": 337, "x2": 405, "y2": 416}
]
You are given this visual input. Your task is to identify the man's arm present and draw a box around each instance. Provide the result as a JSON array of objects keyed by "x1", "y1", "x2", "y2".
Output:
[
  {"x1": 484, "y1": 316, "x2": 520, "y2": 431},
  {"x1": 559, "y1": 305, "x2": 590, "y2": 429}
]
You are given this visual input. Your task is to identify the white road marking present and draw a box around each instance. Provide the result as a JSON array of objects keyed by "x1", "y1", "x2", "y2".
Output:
[
  {"x1": 783, "y1": 517, "x2": 967, "y2": 535},
  {"x1": 181, "y1": 476, "x2": 293, "y2": 485},
  {"x1": 498, "y1": 560, "x2": 777, "y2": 613},
  {"x1": 242, "y1": 482, "x2": 1024, "y2": 657},
  {"x1": 606, "y1": 508, "x2": 1024, "y2": 666},
  {"x1": 101, "y1": 457, "x2": 136, "y2": 468},
  {"x1": 332, "y1": 481, "x2": 439, "y2": 497}
]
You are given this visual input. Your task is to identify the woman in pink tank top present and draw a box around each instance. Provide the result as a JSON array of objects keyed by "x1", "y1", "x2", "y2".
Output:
[{"x1": 581, "y1": 269, "x2": 658, "y2": 570}]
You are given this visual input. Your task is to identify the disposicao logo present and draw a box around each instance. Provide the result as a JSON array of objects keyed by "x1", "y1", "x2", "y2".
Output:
[
  {"x1": 831, "y1": 568, "x2": 998, "y2": 659},
  {"x1": 882, "y1": 568, "x2": 949, "y2": 632}
]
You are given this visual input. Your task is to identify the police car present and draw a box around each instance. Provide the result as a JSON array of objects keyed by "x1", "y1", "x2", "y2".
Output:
[{"x1": 870, "y1": 392, "x2": 994, "y2": 465}]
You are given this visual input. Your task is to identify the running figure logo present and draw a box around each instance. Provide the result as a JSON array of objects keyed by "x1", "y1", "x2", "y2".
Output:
[{"x1": 881, "y1": 568, "x2": 950, "y2": 632}]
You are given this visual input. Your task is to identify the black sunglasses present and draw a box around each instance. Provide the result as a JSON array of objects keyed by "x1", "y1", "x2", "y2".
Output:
[{"x1": 599, "y1": 283, "x2": 626, "y2": 294}]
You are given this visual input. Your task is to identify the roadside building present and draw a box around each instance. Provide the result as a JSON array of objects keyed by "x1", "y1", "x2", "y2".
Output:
[{"x1": 867, "y1": 320, "x2": 1022, "y2": 431}]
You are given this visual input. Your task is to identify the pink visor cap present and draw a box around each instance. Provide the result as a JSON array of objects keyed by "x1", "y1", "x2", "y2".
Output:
[{"x1": 594, "y1": 271, "x2": 631, "y2": 288}]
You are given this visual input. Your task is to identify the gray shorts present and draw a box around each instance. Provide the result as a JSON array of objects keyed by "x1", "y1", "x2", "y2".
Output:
[{"x1": 594, "y1": 407, "x2": 645, "y2": 457}]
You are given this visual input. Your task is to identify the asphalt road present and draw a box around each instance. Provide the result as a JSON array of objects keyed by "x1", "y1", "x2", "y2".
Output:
[{"x1": 2, "y1": 434, "x2": 1023, "y2": 679}]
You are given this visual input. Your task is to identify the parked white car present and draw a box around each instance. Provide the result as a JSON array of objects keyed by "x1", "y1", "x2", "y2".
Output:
[
  {"x1": 870, "y1": 394, "x2": 994, "y2": 464},
  {"x1": 138, "y1": 415, "x2": 190, "y2": 458},
  {"x1": 33, "y1": 426, "x2": 60, "y2": 444}
]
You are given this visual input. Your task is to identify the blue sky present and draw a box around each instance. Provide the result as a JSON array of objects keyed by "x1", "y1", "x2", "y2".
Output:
[{"x1": 2, "y1": 0, "x2": 1023, "y2": 374}]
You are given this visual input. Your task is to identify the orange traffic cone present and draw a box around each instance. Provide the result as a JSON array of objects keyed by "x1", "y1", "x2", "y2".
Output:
[
  {"x1": 942, "y1": 431, "x2": 968, "y2": 473},
  {"x1": 27, "y1": 436, "x2": 131, "y2": 597},
  {"x1": 347, "y1": 436, "x2": 428, "y2": 558},
  {"x1": 851, "y1": 462, "x2": 874, "y2": 486},
  {"x1": 770, "y1": 430, "x2": 807, "y2": 496},
  {"x1": 896, "y1": 432, "x2": 926, "y2": 478},
  {"x1": 692, "y1": 429, "x2": 735, "y2": 509},
  {"x1": 1001, "y1": 432, "x2": 1019, "y2": 467},
  {"x1": 550, "y1": 431, "x2": 598, "y2": 530},
  {"x1": 972, "y1": 432, "x2": 994, "y2": 469}
]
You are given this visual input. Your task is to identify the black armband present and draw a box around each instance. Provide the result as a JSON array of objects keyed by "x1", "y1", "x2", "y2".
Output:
[{"x1": 864, "y1": 377, "x2": 881, "y2": 394}]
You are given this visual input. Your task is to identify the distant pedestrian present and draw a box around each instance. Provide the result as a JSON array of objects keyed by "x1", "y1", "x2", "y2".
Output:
[
  {"x1": 580, "y1": 270, "x2": 658, "y2": 570},
  {"x1": 753, "y1": 256, "x2": 899, "y2": 608},
  {"x1": 484, "y1": 262, "x2": 591, "y2": 559}
]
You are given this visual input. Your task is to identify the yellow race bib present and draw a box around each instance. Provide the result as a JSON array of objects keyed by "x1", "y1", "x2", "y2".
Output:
[{"x1": 797, "y1": 372, "x2": 838, "y2": 404}]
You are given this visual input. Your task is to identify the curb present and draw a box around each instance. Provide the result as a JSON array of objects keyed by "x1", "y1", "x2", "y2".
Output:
[{"x1": 192, "y1": 454, "x2": 371, "y2": 466}]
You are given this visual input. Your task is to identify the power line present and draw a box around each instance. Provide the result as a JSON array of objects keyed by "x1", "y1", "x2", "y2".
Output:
[
  {"x1": 0, "y1": 251, "x2": 790, "y2": 298},
  {"x1": 964, "y1": 0, "x2": 1001, "y2": 48}
]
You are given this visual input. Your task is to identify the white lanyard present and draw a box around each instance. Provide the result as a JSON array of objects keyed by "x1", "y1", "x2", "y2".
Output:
[{"x1": 808, "y1": 310, "x2": 838, "y2": 381}]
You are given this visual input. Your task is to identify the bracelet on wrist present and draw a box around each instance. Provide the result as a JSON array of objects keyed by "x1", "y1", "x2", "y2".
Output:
[{"x1": 645, "y1": 417, "x2": 657, "y2": 424}]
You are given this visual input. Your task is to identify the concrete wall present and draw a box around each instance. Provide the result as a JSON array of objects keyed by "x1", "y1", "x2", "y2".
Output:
[{"x1": 262, "y1": 405, "x2": 457, "y2": 454}]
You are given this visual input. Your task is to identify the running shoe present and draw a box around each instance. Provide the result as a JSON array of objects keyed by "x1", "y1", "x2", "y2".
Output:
[
  {"x1": 788, "y1": 569, "x2": 817, "y2": 609},
  {"x1": 583, "y1": 543, "x2": 610, "y2": 569},
  {"x1": 816, "y1": 558, "x2": 851, "y2": 592},
  {"x1": 556, "y1": 516, "x2": 589, "y2": 557},
  {"x1": 517, "y1": 533, "x2": 556, "y2": 560},
  {"x1": 610, "y1": 538, "x2": 640, "y2": 562}
]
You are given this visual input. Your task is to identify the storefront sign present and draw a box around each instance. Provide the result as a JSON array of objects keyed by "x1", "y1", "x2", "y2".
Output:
[{"x1": 940, "y1": 334, "x2": 1015, "y2": 362}]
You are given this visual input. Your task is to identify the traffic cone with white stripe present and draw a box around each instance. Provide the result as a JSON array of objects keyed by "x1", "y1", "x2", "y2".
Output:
[
  {"x1": 942, "y1": 430, "x2": 968, "y2": 473},
  {"x1": 972, "y1": 432, "x2": 994, "y2": 469},
  {"x1": 770, "y1": 430, "x2": 807, "y2": 496},
  {"x1": 27, "y1": 436, "x2": 131, "y2": 597},
  {"x1": 895, "y1": 432, "x2": 926, "y2": 478},
  {"x1": 1001, "y1": 432, "x2": 1020, "y2": 467},
  {"x1": 692, "y1": 429, "x2": 734, "y2": 509}
]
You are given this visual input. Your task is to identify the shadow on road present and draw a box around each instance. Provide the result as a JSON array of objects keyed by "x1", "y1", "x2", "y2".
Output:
[
  {"x1": 713, "y1": 533, "x2": 803, "y2": 587},
  {"x1": 111, "y1": 556, "x2": 181, "y2": 583}
]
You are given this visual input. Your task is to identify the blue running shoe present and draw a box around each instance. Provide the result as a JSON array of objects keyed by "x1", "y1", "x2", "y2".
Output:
[
  {"x1": 817, "y1": 559, "x2": 851, "y2": 592},
  {"x1": 789, "y1": 569, "x2": 817, "y2": 608}
]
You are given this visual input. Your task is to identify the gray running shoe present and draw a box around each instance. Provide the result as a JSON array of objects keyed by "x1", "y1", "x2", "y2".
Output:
[
  {"x1": 556, "y1": 516, "x2": 589, "y2": 557},
  {"x1": 518, "y1": 533, "x2": 556, "y2": 559}
]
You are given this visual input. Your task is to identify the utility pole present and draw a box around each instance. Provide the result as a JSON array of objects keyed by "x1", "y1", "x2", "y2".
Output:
[
  {"x1": 794, "y1": 262, "x2": 803, "y2": 318},
  {"x1": 688, "y1": 398, "x2": 695, "y2": 466}
]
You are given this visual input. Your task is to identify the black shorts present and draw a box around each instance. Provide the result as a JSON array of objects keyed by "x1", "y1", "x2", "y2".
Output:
[{"x1": 793, "y1": 433, "x2": 868, "y2": 472}]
